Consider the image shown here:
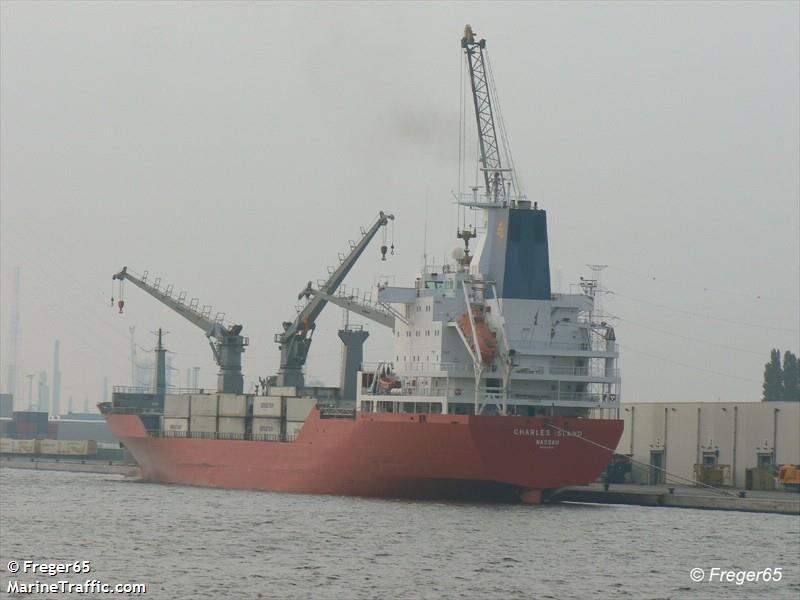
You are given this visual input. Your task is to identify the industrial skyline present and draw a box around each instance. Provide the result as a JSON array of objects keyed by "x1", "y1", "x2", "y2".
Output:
[{"x1": 1, "y1": 297, "x2": 190, "y2": 412}]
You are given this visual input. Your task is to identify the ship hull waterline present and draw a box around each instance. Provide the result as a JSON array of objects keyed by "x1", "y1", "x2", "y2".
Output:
[{"x1": 105, "y1": 409, "x2": 623, "y2": 505}]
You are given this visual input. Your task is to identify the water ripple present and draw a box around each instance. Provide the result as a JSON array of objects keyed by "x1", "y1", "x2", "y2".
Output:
[{"x1": 0, "y1": 469, "x2": 797, "y2": 599}]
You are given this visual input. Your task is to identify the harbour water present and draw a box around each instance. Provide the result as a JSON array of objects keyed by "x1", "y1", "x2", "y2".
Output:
[{"x1": 1, "y1": 468, "x2": 798, "y2": 599}]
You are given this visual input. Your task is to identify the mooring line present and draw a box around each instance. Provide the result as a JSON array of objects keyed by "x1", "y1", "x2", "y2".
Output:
[{"x1": 546, "y1": 422, "x2": 738, "y2": 498}]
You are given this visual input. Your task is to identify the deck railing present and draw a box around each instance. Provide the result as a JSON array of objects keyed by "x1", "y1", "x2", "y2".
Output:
[
  {"x1": 361, "y1": 388, "x2": 619, "y2": 406},
  {"x1": 152, "y1": 430, "x2": 300, "y2": 443},
  {"x1": 112, "y1": 386, "x2": 212, "y2": 395}
]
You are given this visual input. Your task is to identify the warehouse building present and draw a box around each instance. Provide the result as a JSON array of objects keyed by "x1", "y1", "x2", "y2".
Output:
[{"x1": 612, "y1": 401, "x2": 799, "y2": 487}]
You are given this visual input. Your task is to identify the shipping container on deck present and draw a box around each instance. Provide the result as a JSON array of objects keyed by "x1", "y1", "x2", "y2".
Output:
[
  {"x1": 251, "y1": 417, "x2": 282, "y2": 436},
  {"x1": 268, "y1": 386, "x2": 296, "y2": 397},
  {"x1": 0, "y1": 437, "x2": 13, "y2": 453},
  {"x1": 218, "y1": 394, "x2": 247, "y2": 418},
  {"x1": 286, "y1": 398, "x2": 316, "y2": 422},
  {"x1": 112, "y1": 390, "x2": 161, "y2": 412},
  {"x1": 164, "y1": 394, "x2": 191, "y2": 418},
  {"x1": 162, "y1": 418, "x2": 189, "y2": 433},
  {"x1": 190, "y1": 416, "x2": 217, "y2": 433},
  {"x1": 286, "y1": 421, "x2": 305, "y2": 439},
  {"x1": 218, "y1": 417, "x2": 245, "y2": 435},
  {"x1": 191, "y1": 395, "x2": 218, "y2": 417},
  {"x1": 253, "y1": 396, "x2": 283, "y2": 418}
]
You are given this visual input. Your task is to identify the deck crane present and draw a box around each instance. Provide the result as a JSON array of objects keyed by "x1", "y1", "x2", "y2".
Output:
[
  {"x1": 112, "y1": 267, "x2": 248, "y2": 394},
  {"x1": 460, "y1": 25, "x2": 525, "y2": 413},
  {"x1": 275, "y1": 211, "x2": 394, "y2": 390},
  {"x1": 461, "y1": 24, "x2": 516, "y2": 203}
]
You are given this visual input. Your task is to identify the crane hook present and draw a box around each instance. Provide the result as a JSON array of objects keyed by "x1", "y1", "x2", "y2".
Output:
[
  {"x1": 380, "y1": 245, "x2": 388, "y2": 261},
  {"x1": 116, "y1": 279, "x2": 125, "y2": 313}
]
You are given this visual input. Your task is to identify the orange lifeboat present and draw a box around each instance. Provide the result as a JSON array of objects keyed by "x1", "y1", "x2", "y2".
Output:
[{"x1": 457, "y1": 307, "x2": 498, "y2": 365}]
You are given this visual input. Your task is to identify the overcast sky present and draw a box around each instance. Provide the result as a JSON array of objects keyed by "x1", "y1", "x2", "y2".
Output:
[{"x1": 1, "y1": 1, "x2": 798, "y2": 410}]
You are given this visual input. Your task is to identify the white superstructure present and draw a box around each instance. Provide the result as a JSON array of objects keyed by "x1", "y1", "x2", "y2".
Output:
[
  {"x1": 351, "y1": 25, "x2": 620, "y2": 418},
  {"x1": 356, "y1": 233, "x2": 620, "y2": 417}
]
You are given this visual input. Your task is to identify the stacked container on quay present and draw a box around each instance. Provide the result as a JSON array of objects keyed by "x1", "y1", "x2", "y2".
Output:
[{"x1": 102, "y1": 26, "x2": 623, "y2": 505}]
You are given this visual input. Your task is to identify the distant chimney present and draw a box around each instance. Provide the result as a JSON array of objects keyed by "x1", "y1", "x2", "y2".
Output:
[
  {"x1": 37, "y1": 371, "x2": 49, "y2": 414},
  {"x1": 52, "y1": 339, "x2": 61, "y2": 416}
]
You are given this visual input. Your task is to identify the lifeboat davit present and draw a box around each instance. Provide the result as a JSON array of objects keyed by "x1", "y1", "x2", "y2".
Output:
[{"x1": 457, "y1": 307, "x2": 498, "y2": 365}]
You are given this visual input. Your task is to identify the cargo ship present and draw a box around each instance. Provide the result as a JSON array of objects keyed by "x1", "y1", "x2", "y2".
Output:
[{"x1": 101, "y1": 26, "x2": 623, "y2": 504}]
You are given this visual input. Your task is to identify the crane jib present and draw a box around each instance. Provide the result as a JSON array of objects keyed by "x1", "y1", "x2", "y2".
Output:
[
  {"x1": 111, "y1": 266, "x2": 247, "y2": 394},
  {"x1": 275, "y1": 211, "x2": 394, "y2": 389},
  {"x1": 462, "y1": 33, "x2": 503, "y2": 198}
]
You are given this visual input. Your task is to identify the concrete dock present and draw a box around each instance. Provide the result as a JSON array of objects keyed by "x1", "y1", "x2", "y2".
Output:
[
  {"x1": 555, "y1": 482, "x2": 800, "y2": 515},
  {"x1": 1, "y1": 455, "x2": 140, "y2": 477}
]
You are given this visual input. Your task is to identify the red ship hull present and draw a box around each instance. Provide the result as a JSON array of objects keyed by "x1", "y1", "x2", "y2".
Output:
[{"x1": 105, "y1": 409, "x2": 623, "y2": 504}]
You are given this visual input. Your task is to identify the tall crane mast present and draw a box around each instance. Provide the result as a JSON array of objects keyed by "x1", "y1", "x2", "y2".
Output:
[
  {"x1": 112, "y1": 267, "x2": 248, "y2": 394},
  {"x1": 462, "y1": 24, "x2": 510, "y2": 202},
  {"x1": 275, "y1": 211, "x2": 394, "y2": 389}
]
